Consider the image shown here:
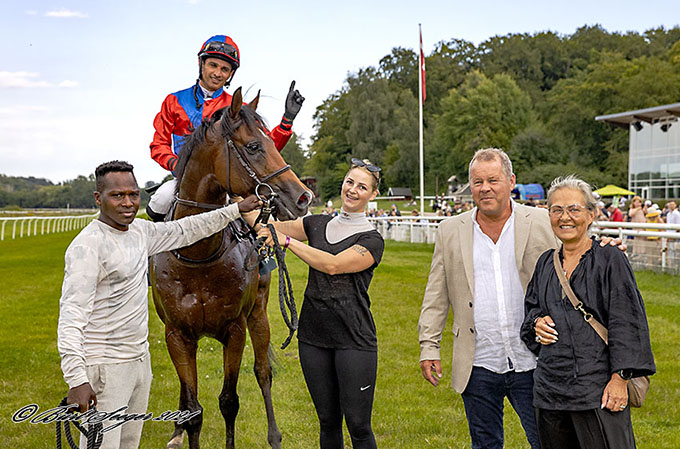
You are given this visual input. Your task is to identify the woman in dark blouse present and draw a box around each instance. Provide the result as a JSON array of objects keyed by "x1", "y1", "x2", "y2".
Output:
[
  {"x1": 257, "y1": 158, "x2": 384, "y2": 449},
  {"x1": 521, "y1": 175, "x2": 655, "y2": 449}
]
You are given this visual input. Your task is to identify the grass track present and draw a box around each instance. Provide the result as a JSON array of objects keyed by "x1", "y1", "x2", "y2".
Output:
[{"x1": 1, "y1": 232, "x2": 678, "y2": 448}]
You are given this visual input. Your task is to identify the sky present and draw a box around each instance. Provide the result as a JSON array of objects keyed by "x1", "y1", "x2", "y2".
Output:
[{"x1": 1, "y1": 0, "x2": 679, "y2": 185}]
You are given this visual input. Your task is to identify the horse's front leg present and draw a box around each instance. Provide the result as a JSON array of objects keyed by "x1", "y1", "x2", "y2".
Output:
[
  {"x1": 218, "y1": 317, "x2": 248, "y2": 449},
  {"x1": 165, "y1": 327, "x2": 203, "y2": 449},
  {"x1": 247, "y1": 274, "x2": 282, "y2": 449}
]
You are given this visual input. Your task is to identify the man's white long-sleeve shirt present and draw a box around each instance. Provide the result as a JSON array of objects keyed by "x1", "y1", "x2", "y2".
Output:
[
  {"x1": 58, "y1": 204, "x2": 241, "y2": 388},
  {"x1": 471, "y1": 204, "x2": 537, "y2": 374}
]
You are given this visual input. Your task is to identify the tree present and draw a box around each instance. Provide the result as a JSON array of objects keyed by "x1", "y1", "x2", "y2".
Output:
[
  {"x1": 280, "y1": 132, "x2": 308, "y2": 177},
  {"x1": 432, "y1": 71, "x2": 534, "y2": 181}
]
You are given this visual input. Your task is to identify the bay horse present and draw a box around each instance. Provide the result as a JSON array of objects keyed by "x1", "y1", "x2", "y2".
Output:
[{"x1": 150, "y1": 87, "x2": 312, "y2": 449}]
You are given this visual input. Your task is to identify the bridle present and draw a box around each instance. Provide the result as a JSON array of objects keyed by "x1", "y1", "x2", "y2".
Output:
[
  {"x1": 174, "y1": 118, "x2": 291, "y2": 210},
  {"x1": 171, "y1": 117, "x2": 291, "y2": 264}
]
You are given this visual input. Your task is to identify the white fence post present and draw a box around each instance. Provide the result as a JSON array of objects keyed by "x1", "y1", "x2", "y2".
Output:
[{"x1": 0, "y1": 213, "x2": 98, "y2": 241}]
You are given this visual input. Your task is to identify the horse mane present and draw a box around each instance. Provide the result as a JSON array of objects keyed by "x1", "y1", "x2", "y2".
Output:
[{"x1": 174, "y1": 104, "x2": 267, "y2": 192}]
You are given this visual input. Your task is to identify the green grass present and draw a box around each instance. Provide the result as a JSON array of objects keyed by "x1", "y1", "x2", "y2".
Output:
[{"x1": 1, "y1": 233, "x2": 678, "y2": 448}]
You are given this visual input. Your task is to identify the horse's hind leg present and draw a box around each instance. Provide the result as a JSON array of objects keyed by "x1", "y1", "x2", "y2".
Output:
[
  {"x1": 218, "y1": 317, "x2": 248, "y2": 449},
  {"x1": 165, "y1": 327, "x2": 203, "y2": 449},
  {"x1": 247, "y1": 275, "x2": 282, "y2": 449}
]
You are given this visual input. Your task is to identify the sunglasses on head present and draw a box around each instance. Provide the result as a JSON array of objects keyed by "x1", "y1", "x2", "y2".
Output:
[{"x1": 351, "y1": 158, "x2": 381, "y2": 173}]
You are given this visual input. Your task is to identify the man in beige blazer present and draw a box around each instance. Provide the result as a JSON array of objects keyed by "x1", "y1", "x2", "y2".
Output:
[{"x1": 418, "y1": 148, "x2": 556, "y2": 449}]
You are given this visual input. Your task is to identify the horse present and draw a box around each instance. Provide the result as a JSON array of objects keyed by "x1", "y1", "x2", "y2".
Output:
[{"x1": 150, "y1": 87, "x2": 313, "y2": 449}]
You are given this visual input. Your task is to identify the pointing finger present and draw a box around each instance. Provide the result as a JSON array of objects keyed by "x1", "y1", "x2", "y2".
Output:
[{"x1": 289, "y1": 80, "x2": 296, "y2": 92}]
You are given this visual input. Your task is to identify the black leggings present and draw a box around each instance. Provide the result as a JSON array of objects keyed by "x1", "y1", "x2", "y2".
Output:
[{"x1": 298, "y1": 342, "x2": 378, "y2": 449}]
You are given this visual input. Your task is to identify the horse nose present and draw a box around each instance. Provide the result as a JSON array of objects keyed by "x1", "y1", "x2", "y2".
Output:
[{"x1": 297, "y1": 191, "x2": 313, "y2": 210}]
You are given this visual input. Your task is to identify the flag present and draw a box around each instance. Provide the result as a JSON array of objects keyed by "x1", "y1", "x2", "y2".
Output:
[{"x1": 419, "y1": 26, "x2": 426, "y2": 102}]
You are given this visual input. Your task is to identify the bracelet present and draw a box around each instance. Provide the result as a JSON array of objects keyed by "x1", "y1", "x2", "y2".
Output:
[{"x1": 283, "y1": 235, "x2": 290, "y2": 250}]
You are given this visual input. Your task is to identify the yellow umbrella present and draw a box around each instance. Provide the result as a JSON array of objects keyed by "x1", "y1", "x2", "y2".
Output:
[{"x1": 593, "y1": 185, "x2": 636, "y2": 197}]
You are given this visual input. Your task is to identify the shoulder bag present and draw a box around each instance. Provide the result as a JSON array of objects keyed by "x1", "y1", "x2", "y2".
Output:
[{"x1": 552, "y1": 249, "x2": 650, "y2": 407}]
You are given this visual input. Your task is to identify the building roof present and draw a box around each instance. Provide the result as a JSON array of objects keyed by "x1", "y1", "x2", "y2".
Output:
[
  {"x1": 387, "y1": 187, "x2": 413, "y2": 196},
  {"x1": 595, "y1": 102, "x2": 680, "y2": 129}
]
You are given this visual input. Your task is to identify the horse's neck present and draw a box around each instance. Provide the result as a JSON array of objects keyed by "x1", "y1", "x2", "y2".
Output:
[{"x1": 176, "y1": 158, "x2": 228, "y2": 218}]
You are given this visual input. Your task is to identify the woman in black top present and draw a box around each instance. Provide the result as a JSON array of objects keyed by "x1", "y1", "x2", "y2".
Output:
[
  {"x1": 258, "y1": 158, "x2": 384, "y2": 449},
  {"x1": 520, "y1": 175, "x2": 655, "y2": 449}
]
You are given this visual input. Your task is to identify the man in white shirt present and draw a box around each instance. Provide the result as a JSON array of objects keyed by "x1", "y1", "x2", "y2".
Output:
[
  {"x1": 58, "y1": 160, "x2": 261, "y2": 449},
  {"x1": 666, "y1": 201, "x2": 680, "y2": 263},
  {"x1": 418, "y1": 148, "x2": 556, "y2": 449}
]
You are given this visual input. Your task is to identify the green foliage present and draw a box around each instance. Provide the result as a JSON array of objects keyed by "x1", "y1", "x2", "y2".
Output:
[
  {"x1": 279, "y1": 132, "x2": 308, "y2": 177},
  {"x1": 1, "y1": 234, "x2": 679, "y2": 448},
  {"x1": 0, "y1": 174, "x2": 97, "y2": 208},
  {"x1": 433, "y1": 71, "x2": 533, "y2": 181},
  {"x1": 310, "y1": 25, "x2": 680, "y2": 199}
]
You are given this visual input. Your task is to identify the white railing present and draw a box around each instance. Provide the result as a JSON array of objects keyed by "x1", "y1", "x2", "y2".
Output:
[
  {"x1": 368, "y1": 216, "x2": 680, "y2": 273},
  {"x1": 0, "y1": 213, "x2": 98, "y2": 241}
]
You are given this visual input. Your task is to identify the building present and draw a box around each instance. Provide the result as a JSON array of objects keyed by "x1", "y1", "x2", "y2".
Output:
[
  {"x1": 386, "y1": 187, "x2": 413, "y2": 201},
  {"x1": 595, "y1": 102, "x2": 680, "y2": 200}
]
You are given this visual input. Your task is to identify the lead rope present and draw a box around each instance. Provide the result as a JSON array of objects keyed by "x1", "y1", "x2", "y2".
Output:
[
  {"x1": 56, "y1": 398, "x2": 103, "y2": 449},
  {"x1": 266, "y1": 222, "x2": 299, "y2": 349}
]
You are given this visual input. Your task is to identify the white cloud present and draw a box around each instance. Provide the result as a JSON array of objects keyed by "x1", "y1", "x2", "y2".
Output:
[
  {"x1": 45, "y1": 8, "x2": 88, "y2": 19},
  {"x1": 25, "y1": 10, "x2": 38, "y2": 16},
  {"x1": 0, "y1": 71, "x2": 51, "y2": 88},
  {"x1": 0, "y1": 105, "x2": 51, "y2": 115},
  {"x1": 58, "y1": 80, "x2": 79, "y2": 88},
  {"x1": 0, "y1": 72, "x2": 79, "y2": 89}
]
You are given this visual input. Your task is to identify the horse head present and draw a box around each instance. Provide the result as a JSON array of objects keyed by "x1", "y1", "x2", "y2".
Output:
[{"x1": 207, "y1": 87, "x2": 312, "y2": 220}]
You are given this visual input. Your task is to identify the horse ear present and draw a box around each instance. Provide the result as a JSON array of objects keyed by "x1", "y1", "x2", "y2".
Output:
[
  {"x1": 230, "y1": 87, "x2": 243, "y2": 119},
  {"x1": 249, "y1": 89, "x2": 261, "y2": 112}
]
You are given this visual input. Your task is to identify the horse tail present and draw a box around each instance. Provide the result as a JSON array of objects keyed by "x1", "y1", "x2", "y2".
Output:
[{"x1": 267, "y1": 343, "x2": 281, "y2": 378}]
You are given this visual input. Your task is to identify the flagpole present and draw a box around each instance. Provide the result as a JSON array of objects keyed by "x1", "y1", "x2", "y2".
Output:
[{"x1": 418, "y1": 24, "x2": 425, "y2": 217}]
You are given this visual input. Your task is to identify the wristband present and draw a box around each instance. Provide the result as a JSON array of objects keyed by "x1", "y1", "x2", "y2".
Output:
[{"x1": 283, "y1": 235, "x2": 290, "y2": 250}]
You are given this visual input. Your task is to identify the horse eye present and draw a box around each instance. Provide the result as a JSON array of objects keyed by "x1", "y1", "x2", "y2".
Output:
[{"x1": 245, "y1": 141, "x2": 261, "y2": 153}]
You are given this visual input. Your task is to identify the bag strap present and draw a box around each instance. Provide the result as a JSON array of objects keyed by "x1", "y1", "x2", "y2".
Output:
[{"x1": 552, "y1": 248, "x2": 610, "y2": 345}]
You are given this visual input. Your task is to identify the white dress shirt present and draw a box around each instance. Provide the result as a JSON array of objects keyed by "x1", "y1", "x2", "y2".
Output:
[
  {"x1": 58, "y1": 204, "x2": 241, "y2": 388},
  {"x1": 471, "y1": 202, "x2": 537, "y2": 374}
]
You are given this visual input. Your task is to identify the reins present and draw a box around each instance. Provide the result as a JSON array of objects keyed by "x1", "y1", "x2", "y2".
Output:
[
  {"x1": 244, "y1": 217, "x2": 298, "y2": 350},
  {"x1": 55, "y1": 397, "x2": 103, "y2": 449}
]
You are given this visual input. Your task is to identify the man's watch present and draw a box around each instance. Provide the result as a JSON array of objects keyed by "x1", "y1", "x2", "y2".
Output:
[{"x1": 616, "y1": 369, "x2": 633, "y2": 380}]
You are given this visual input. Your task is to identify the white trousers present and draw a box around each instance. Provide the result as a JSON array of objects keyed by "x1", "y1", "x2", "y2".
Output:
[
  {"x1": 80, "y1": 353, "x2": 153, "y2": 449},
  {"x1": 147, "y1": 179, "x2": 177, "y2": 215}
]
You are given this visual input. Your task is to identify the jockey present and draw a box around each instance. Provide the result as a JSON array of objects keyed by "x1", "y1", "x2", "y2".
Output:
[{"x1": 147, "y1": 34, "x2": 305, "y2": 221}]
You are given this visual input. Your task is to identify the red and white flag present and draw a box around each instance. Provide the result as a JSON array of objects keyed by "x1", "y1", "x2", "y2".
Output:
[{"x1": 419, "y1": 26, "x2": 426, "y2": 102}]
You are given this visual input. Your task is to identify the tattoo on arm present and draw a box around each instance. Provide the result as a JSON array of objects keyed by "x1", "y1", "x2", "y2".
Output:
[{"x1": 351, "y1": 245, "x2": 368, "y2": 256}]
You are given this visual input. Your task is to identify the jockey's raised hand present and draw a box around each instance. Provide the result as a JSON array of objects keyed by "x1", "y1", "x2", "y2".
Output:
[{"x1": 283, "y1": 80, "x2": 305, "y2": 123}]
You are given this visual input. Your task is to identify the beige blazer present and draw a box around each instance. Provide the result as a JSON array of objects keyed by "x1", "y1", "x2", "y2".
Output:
[{"x1": 418, "y1": 204, "x2": 558, "y2": 393}]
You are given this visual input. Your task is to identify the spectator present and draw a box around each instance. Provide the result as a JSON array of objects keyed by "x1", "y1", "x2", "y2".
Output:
[
  {"x1": 595, "y1": 201, "x2": 608, "y2": 220},
  {"x1": 665, "y1": 201, "x2": 680, "y2": 264},
  {"x1": 644, "y1": 206, "x2": 663, "y2": 266},
  {"x1": 606, "y1": 203, "x2": 624, "y2": 222},
  {"x1": 521, "y1": 175, "x2": 654, "y2": 449}
]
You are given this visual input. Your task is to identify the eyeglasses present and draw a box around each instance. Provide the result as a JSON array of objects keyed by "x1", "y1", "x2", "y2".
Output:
[
  {"x1": 549, "y1": 204, "x2": 589, "y2": 218},
  {"x1": 351, "y1": 158, "x2": 381, "y2": 173},
  {"x1": 202, "y1": 41, "x2": 238, "y2": 60}
]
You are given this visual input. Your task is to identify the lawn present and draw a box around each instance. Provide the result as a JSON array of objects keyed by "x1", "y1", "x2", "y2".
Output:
[{"x1": 1, "y1": 230, "x2": 678, "y2": 448}]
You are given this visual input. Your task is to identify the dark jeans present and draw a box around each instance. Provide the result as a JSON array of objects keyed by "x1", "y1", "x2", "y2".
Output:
[{"x1": 461, "y1": 366, "x2": 540, "y2": 449}]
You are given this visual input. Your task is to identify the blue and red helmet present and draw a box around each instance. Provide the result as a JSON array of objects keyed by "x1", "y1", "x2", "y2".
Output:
[{"x1": 198, "y1": 35, "x2": 240, "y2": 71}]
